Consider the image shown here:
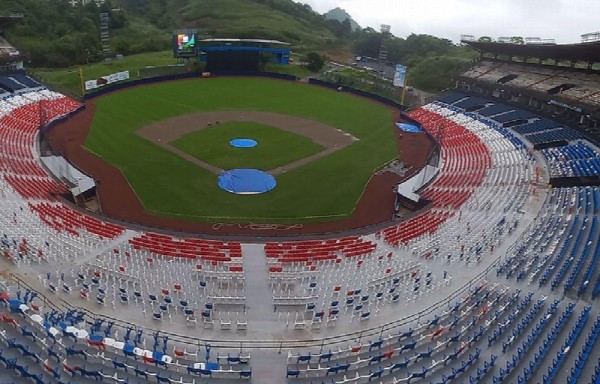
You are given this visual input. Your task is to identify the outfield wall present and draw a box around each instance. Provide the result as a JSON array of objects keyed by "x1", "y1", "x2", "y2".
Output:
[
  {"x1": 83, "y1": 71, "x2": 297, "y2": 100},
  {"x1": 308, "y1": 78, "x2": 407, "y2": 111},
  {"x1": 83, "y1": 71, "x2": 405, "y2": 112},
  {"x1": 84, "y1": 72, "x2": 202, "y2": 100}
]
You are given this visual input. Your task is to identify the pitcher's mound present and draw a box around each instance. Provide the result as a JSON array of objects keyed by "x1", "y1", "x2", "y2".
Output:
[{"x1": 218, "y1": 168, "x2": 276, "y2": 194}]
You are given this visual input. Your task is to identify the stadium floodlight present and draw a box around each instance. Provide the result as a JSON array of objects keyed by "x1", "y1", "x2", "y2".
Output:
[
  {"x1": 380, "y1": 24, "x2": 391, "y2": 34},
  {"x1": 581, "y1": 32, "x2": 600, "y2": 43}
]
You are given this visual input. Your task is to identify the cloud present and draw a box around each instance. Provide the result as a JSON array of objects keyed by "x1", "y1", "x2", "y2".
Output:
[{"x1": 295, "y1": 0, "x2": 600, "y2": 43}]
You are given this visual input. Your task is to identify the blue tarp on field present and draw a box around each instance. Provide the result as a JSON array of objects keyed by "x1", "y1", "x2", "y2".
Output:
[
  {"x1": 230, "y1": 138, "x2": 257, "y2": 148},
  {"x1": 396, "y1": 122, "x2": 422, "y2": 133},
  {"x1": 218, "y1": 169, "x2": 276, "y2": 194}
]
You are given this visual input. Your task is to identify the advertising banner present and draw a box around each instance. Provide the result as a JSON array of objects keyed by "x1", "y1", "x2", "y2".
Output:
[
  {"x1": 85, "y1": 70, "x2": 130, "y2": 90},
  {"x1": 393, "y1": 64, "x2": 407, "y2": 87}
]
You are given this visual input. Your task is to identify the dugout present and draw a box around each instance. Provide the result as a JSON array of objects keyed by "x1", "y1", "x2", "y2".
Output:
[{"x1": 199, "y1": 39, "x2": 290, "y2": 72}]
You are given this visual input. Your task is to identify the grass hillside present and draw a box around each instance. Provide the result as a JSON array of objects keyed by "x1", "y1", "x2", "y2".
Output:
[
  {"x1": 31, "y1": 50, "x2": 314, "y2": 97},
  {"x1": 33, "y1": 51, "x2": 179, "y2": 96},
  {"x1": 177, "y1": 0, "x2": 335, "y2": 47},
  {"x1": 1, "y1": 0, "x2": 336, "y2": 68}
]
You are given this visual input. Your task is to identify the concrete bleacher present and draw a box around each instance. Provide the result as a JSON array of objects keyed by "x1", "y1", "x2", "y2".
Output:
[
  {"x1": 460, "y1": 60, "x2": 501, "y2": 81},
  {"x1": 461, "y1": 60, "x2": 600, "y2": 108}
]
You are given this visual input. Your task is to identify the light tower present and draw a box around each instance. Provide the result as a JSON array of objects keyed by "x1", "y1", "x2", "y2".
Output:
[
  {"x1": 379, "y1": 24, "x2": 391, "y2": 63},
  {"x1": 100, "y1": 12, "x2": 111, "y2": 62}
]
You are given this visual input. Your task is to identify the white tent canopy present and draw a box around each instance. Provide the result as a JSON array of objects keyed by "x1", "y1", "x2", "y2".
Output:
[
  {"x1": 396, "y1": 164, "x2": 439, "y2": 203},
  {"x1": 41, "y1": 156, "x2": 95, "y2": 196}
]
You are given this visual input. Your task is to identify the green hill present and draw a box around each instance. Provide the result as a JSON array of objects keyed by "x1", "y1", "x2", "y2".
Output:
[
  {"x1": 178, "y1": 0, "x2": 335, "y2": 45},
  {"x1": 0, "y1": 0, "x2": 336, "y2": 67}
]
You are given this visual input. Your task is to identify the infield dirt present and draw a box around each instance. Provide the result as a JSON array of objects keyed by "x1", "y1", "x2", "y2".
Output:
[{"x1": 136, "y1": 111, "x2": 357, "y2": 175}]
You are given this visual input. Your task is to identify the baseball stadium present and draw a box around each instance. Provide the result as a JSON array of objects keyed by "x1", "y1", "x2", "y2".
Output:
[{"x1": 0, "y1": 5, "x2": 600, "y2": 384}]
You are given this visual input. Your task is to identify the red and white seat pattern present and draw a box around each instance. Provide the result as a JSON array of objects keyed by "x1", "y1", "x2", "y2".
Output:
[
  {"x1": 0, "y1": 90, "x2": 126, "y2": 267},
  {"x1": 382, "y1": 102, "x2": 534, "y2": 265},
  {"x1": 30, "y1": 202, "x2": 124, "y2": 239},
  {"x1": 265, "y1": 236, "x2": 376, "y2": 265},
  {"x1": 129, "y1": 232, "x2": 242, "y2": 262},
  {"x1": 383, "y1": 107, "x2": 493, "y2": 245}
]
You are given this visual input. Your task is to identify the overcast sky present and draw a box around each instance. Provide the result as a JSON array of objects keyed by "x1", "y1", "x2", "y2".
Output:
[{"x1": 295, "y1": 0, "x2": 600, "y2": 44}]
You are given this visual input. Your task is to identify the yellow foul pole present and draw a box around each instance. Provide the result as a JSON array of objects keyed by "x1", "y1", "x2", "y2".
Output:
[
  {"x1": 400, "y1": 71, "x2": 408, "y2": 107},
  {"x1": 79, "y1": 67, "x2": 85, "y2": 96}
]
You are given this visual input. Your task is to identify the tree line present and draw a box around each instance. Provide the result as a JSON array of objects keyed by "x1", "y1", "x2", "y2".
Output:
[
  {"x1": 349, "y1": 29, "x2": 478, "y2": 92},
  {"x1": 0, "y1": 0, "x2": 477, "y2": 91}
]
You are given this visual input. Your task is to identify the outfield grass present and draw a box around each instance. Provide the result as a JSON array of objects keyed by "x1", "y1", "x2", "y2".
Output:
[
  {"x1": 171, "y1": 121, "x2": 324, "y2": 171},
  {"x1": 85, "y1": 78, "x2": 397, "y2": 223}
]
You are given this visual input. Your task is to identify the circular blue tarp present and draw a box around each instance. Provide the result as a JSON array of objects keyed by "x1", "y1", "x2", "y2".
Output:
[
  {"x1": 218, "y1": 169, "x2": 276, "y2": 195},
  {"x1": 230, "y1": 138, "x2": 257, "y2": 148}
]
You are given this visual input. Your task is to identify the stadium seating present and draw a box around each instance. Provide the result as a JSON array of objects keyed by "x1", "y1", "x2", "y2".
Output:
[
  {"x1": 441, "y1": 94, "x2": 584, "y2": 146},
  {"x1": 460, "y1": 60, "x2": 600, "y2": 108},
  {"x1": 499, "y1": 187, "x2": 600, "y2": 298},
  {"x1": 285, "y1": 283, "x2": 508, "y2": 383},
  {"x1": 11, "y1": 75, "x2": 43, "y2": 88},
  {"x1": 0, "y1": 282, "x2": 252, "y2": 383},
  {"x1": 0, "y1": 78, "x2": 598, "y2": 383},
  {"x1": 542, "y1": 141, "x2": 600, "y2": 178},
  {"x1": 0, "y1": 76, "x2": 26, "y2": 92},
  {"x1": 477, "y1": 103, "x2": 514, "y2": 117},
  {"x1": 382, "y1": 101, "x2": 533, "y2": 274},
  {"x1": 489, "y1": 110, "x2": 534, "y2": 124}
]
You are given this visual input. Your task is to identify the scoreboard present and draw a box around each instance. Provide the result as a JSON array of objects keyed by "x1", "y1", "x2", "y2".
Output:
[{"x1": 172, "y1": 29, "x2": 198, "y2": 58}]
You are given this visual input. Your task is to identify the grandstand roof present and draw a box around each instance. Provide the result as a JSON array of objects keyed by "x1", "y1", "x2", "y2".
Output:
[
  {"x1": 0, "y1": 14, "x2": 23, "y2": 30},
  {"x1": 464, "y1": 40, "x2": 600, "y2": 63},
  {"x1": 200, "y1": 38, "x2": 290, "y2": 45}
]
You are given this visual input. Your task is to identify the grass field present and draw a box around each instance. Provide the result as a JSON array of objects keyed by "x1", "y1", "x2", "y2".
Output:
[
  {"x1": 85, "y1": 77, "x2": 397, "y2": 223},
  {"x1": 171, "y1": 121, "x2": 324, "y2": 171}
]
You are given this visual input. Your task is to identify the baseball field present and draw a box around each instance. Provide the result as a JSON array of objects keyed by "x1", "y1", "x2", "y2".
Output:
[{"x1": 84, "y1": 77, "x2": 398, "y2": 223}]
